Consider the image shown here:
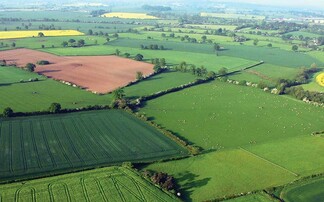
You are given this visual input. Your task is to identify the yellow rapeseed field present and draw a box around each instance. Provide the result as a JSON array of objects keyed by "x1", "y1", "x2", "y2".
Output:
[
  {"x1": 316, "y1": 73, "x2": 324, "y2": 87},
  {"x1": 102, "y1": 12, "x2": 158, "y2": 19},
  {"x1": 0, "y1": 30, "x2": 84, "y2": 39}
]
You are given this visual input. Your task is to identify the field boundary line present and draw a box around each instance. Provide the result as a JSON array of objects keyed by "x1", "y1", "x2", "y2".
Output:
[{"x1": 239, "y1": 147, "x2": 299, "y2": 177}]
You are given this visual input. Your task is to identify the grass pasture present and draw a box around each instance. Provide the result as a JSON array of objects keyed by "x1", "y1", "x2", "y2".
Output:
[
  {"x1": 0, "y1": 166, "x2": 179, "y2": 201},
  {"x1": 280, "y1": 176, "x2": 324, "y2": 202},
  {"x1": 144, "y1": 148, "x2": 296, "y2": 201},
  {"x1": 0, "y1": 110, "x2": 187, "y2": 182},
  {"x1": 218, "y1": 45, "x2": 322, "y2": 68},
  {"x1": 0, "y1": 30, "x2": 84, "y2": 39},
  {"x1": 144, "y1": 136, "x2": 324, "y2": 201},
  {"x1": 102, "y1": 12, "x2": 158, "y2": 19},
  {"x1": 141, "y1": 81, "x2": 324, "y2": 150},
  {"x1": 0, "y1": 66, "x2": 113, "y2": 112}
]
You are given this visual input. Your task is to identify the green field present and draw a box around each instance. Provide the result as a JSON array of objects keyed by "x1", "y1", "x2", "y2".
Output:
[
  {"x1": 0, "y1": 166, "x2": 179, "y2": 201},
  {"x1": 280, "y1": 177, "x2": 324, "y2": 202},
  {"x1": 229, "y1": 64, "x2": 300, "y2": 85},
  {"x1": 124, "y1": 71, "x2": 198, "y2": 99},
  {"x1": 0, "y1": 67, "x2": 113, "y2": 112},
  {"x1": 144, "y1": 148, "x2": 296, "y2": 201},
  {"x1": 0, "y1": 110, "x2": 187, "y2": 182},
  {"x1": 140, "y1": 81, "x2": 324, "y2": 150},
  {"x1": 218, "y1": 45, "x2": 321, "y2": 68},
  {"x1": 144, "y1": 136, "x2": 324, "y2": 201},
  {"x1": 200, "y1": 12, "x2": 265, "y2": 20}
]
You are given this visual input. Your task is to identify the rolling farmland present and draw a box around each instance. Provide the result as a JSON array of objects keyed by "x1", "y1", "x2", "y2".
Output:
[
  {"x1": 0, "y1": 110, "x2": 187, "y2": 182},
  {"x1": 0, "y1": 166, "x2": 179, "y2": 201}
]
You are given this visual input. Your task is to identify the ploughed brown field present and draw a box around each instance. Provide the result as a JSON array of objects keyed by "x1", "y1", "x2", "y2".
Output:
[{"x1": 1, "y1": 48, "x2": 154, "y2": 93}]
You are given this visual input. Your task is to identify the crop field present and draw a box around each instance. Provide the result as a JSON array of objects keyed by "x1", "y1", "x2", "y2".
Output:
[
  {"x1": 200, "y1": 12, "x2": 265, "y2": 20},
  {"x1": 0, "y1": 30, "x2": 84, "y2": 39},
  {"x1": 102, "y1": 12, "x2": 158, "y2": 19},
  {"x1": 140, "y1": 81, "x2": 324, "y2": 149},
  {"x1": 316, "y1": 72, "x2": 324, "y2": 86},
  {"x1": 0, "y1": 166, "x2": 179, "y2": 201},
  {"x1": 280, "y1": 177, "x2": 324, "y2": 202},
  {"x1": 1, "y1": 48, "x2": 154, "y2": 93},
  {"x1": 0, "y1": 110, "x2": 186, "y2": 181}
]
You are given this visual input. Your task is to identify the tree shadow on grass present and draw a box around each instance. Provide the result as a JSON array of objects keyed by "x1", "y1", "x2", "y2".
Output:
[{"x1": 176, "y1": 171, "x2": 211, "y2": 202}]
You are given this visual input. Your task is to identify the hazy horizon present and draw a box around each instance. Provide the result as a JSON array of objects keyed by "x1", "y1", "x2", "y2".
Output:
[{"x1": 0, "y1": 0, "x2": 323, "y2": 10}]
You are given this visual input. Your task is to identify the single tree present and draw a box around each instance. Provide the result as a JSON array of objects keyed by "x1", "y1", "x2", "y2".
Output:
[
  {"x1": 218, "y1": 67, "x2": 228, "y2": 75},
  {"x1": 88, "y1": 29, "x2": 93, "y2": 35},
  {"x1": 134, "y1": 54, "x2": 144, "y2": 61},
  {"x1": 292, "y1": 45, "x2": 298, "y2": 51},
  {"x1": 201, "y1": 35, "x2": 207, "y2": 42},
  {"x1": 253, "y1": 39, "x2": 259, "y2": 46},
  {"x1": 3, "y1": 107, "x2": 13, "y2": 117},
  {"x1": 160, "y1": 58, "x2": 166, "y2": 67},
  {"x1": 11, "y1": 42, "x2": 16, "y2": 47},
  {"x1": 153, "y1": 64, "x2": 161, "y2": 73},
  {"x1": 38, "y1": 32, "x2": 45, "y2": 37},
  {"x1": 115, "y1": 49, "x2": 120, "y2": 56},
  {"x1": 49, "y1": 103, "x2": 61, "y2": 113},
  {"x1": 77, "y1": 39, "x2": 85, "y2": 47},
  {"x1": 267, "y1": 43, "x2": 272, "y2": 47},
  {"x1": 25, "y1": 63, "x2": 36, "y2": 72},
  {"x1": 124, "y1": 53, "x2": 130, "y2": 58},
  {"x1": 68, "y1": 39, "x2": 76, "y2": 46},
  {"x1": 41, "y1": 44, "x2": 45, "y2": 48},
  {"x1": 106, "y1": 37, "x2": 110, "y2": 42},
  {"x1": 136, "y1": 71, "x2": 144, "y2": 80},
  {"x1": 62, "y1": 41, "x2": 68, "y2": 47},
  {"x1": 112, "y1": 88, "x2": 125, "y2": 100}
]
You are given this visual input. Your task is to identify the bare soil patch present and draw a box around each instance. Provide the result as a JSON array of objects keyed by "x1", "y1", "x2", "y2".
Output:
[{"x1": 1, "y1": 48, "x2": 154, "y2": 93}]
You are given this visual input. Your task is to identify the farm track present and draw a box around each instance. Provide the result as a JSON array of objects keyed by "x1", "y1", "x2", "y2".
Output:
[
  {"x1": 29, "y1": 121, "x2": 42, "y2": 169},
  {"x1": 70, "y1": 119, "x2": 98, "y2": 160},
  {"x1": 40, "y1": 120, "x2": 57, "y2": 168},
  {"x1": 49, "y1": 121, "x2": 73, "y2": 168},
  {"x1": 60, "y1": 120, "x2": 85, "y2": 165},
  {"x1": 19, "y1": 122, "x2": 28, "y2": 171}
]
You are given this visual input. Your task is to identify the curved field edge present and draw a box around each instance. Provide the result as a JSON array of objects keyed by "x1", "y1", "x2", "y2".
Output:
[
  {"x1": 0, "y1": 110, "x2": 188, "y2": 183},
  {"x1": 280, "y1": 176, "x2": 324, "y2": 202},
  {"x1": 0, "y1": 166, "x2": 180, "y2": 201}
]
